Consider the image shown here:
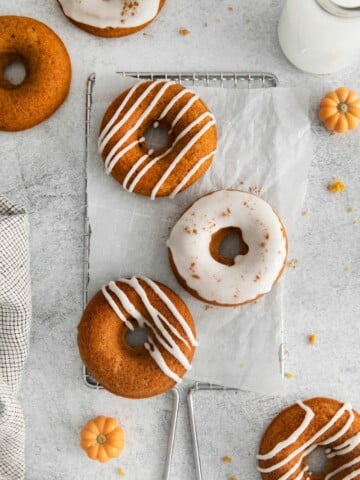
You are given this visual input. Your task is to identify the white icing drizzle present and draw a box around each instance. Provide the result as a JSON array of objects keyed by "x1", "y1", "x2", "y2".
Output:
[
  {"x1": 342, "y1": 468, "x2": 360, "y2": 480},
  {"x1": 124, "y1": 112, "x2": 214, "y2": 193},
  {"x1": 102, "y1": 81, "x2": 176, "y2": 168},
  {"x1": 99, "y1": 79, "x2": 216, "y2": 198},
  {"x1": 167, "y1": 190, "x2": 287, "y2": 305},
  {"x1": 257, "y1": 400, "x2": 315, "y2": 461},
  {"x1": 292, "y1": 466, "x2": 309, "y2": 480},
  {"x1": 150, "y1": 119, "x2": 215, "y2": 199},
  {"x1": 158, "y1": 89, "x2": 188, "y2": 120},
  {"x1": 320, "y1": 408, "x2": 355, "y2": 446},
  {"x1": 107, "y1": 137, "x2": 145, "y2": 174},
  {"x1": 325, "y1": 457, "x2": 360, "y2": 480},
  {"x1": 101, "y1": 276, "x2": 196, "y2": 383},
  {"x1": 58, "y1": 0, "x2": 161, "y2": 30},
  {"x1": 169, "y1": 95, "x2": 200, "y2": 133},
  {"x1": 99, "y1": 81, "x2": 145, "y2": 146},
  {"x1": 258, "y1": 402, "x2": 352, "y2": 473},
  {"x1": 327, "y1": 433, "x2": 360, "y2": 458},
  {"x1": 258, "y1": 400, "x2": 360, "y2": 480},
  {"x1": 169, "y1": 150, "x2": 216, "y2": 198}
]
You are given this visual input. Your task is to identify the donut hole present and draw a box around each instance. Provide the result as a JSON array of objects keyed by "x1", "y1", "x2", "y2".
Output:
[
  {"x1": 1, "y1": 56, "x2": 27, "y2": 89},
  {"x1": 125, "y1": 325, "x2": 149, "y2": 347},
  {"x1": 210, "y1": 227, "x2": 249, "y2": 266},
  {"x1": 306, "y1": 447, "x2": 328, "y2": 475},
  {"x1": 144, "y1": 122, "x2": 171, "y2": 155}
]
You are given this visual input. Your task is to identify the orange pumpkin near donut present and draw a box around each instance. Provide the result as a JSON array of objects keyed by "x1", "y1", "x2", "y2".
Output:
[
  {"x1": 0, "y1": 16, "x2": 71, "y2": 132},
  {"x1": 80, "y1": 416, "x2": 124, "y2": 463},
  {"x1": 319, "y1": 87, "x2": 360, "y2": 133}
]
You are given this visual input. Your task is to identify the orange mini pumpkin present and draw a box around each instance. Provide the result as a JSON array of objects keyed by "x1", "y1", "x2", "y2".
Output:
[
  {"x1": 319, "y1": 87, "x2": 360, "y2": 133},
  {"x1": 80, "y1": 416, "x2": 125, "y2": 463}
]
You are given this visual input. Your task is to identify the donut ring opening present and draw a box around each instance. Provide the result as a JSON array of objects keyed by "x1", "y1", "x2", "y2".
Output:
[
  {"x1": 143, "y1": 121, "x2": 174, "y2": 156},
  {"x1": 0, "y1": 54, "x2": 27, "y2": 89},
  {"x1": 209, "y1": 227, "x2": 249, "y2": 266},
  {"x1": 125, "y1": 325, "x2": 149, "y2": 348}
]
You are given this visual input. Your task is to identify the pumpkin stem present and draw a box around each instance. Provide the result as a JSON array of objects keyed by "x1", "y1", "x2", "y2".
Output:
[
  {"x1": 338, "y1": 103, "x2": 348, "y2": 113},
  {"x1": 96, "y1": 434, "x2": 106, "y2": 445}
]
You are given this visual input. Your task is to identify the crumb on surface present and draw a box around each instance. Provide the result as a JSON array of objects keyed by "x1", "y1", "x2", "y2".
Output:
[
  {"x1": 117, "y1": 467, "x2": 125, "y2": 477},
  {"x1": 328, "y1": 178, "x2": 346, "y2": 194},
  {"x1": 179, "y1": 28, "x2": 190, "y2": 36},
  {"x1": 302, "y1": 210, "x2": 309, "y2": 217},
  {"x1": 227, "y1": 5, "x2": 234, "y2": 11},
  {"x1": 354, "y1": 219, "x2": 359, "y2": 225},
  {"x1": 285, "y1": 372, "x2": 294, "y2": 379},
  {"x1": 204, "y1": 21, "x2": 208, "y2": 27},
  {"x1": 192, "y1": 274, "x2": 200, "y2": 279},
  {"x1": 222, "y1": 456, "x2": 233, "y2": 464},
  {"x1": 245, "y1": 18, "x2": 251, "y2": 23},
  {"x1": 239, "y1": 362, "x2": 245, "y2": 368},
  {"x1": 228, "y1": 477, "x2": 238, "y2": 480},
  {"x1": 287, "y1": 259, "x2": 299, "y2": 269},
  {"x1": 216, "y1": 17, "x2": 221, "y2": 23},
  {"x1": 345, "y1": 265, "x2": 351, "y2": 272},
  {"x1": 308, "y1": 333, "x2": 317, "y2": 346},
  {"x1": 348, "y1": 207, "x2": 354, "y2": 213}
]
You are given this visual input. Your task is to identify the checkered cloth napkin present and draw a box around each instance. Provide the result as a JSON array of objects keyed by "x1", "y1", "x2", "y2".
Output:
[{"x1": 0, "y1": 196, "x2": 31, "y2": 480}]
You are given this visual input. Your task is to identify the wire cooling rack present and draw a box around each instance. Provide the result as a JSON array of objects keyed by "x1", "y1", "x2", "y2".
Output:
[{"x1": 82, "y1": 71, "x2": 279, "y2": 480}]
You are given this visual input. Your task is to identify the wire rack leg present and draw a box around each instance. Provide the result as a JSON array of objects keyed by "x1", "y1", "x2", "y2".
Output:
[
  {"x1": 187, "y1": 384, "x2": 203, "y2": 480},
  {"x1": 163, "y1": 387, "x2": 180, "y2": 480}
]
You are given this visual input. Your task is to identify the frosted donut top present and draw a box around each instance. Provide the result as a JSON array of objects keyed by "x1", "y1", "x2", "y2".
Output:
[
  {"x1": 58, "y1": 0, "x2": 161, "y2": 29},
  {"x1": 167, "y1": 190, "x2": 287, "y2": 305}
]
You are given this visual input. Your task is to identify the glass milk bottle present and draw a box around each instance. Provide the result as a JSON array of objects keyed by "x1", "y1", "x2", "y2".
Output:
[{"x1": 278, "y1": 0, "x2": 360, "y2": 74}]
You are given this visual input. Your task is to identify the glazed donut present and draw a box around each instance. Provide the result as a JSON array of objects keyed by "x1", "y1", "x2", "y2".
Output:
[
  {"x1": 258, "y1": 398, "x2": 360, "y2": 480},
  {"x1": 57, "y1": 0, "x2": 166, "y2": 38},
  {"x1": 98, "y1": 80, "x2": 217, "y2": 199},
  {"x1": 167, "y1": 190, "x2": 288, "y2": 307},
  {"x1": 78, "y1": 276, "x2": 197, "y2": 399},
  {"x1": 0, "y1": 16, "x2": 71, "y2": 132}
]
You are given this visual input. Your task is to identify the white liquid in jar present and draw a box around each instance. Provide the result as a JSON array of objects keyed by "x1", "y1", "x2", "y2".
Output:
[{"x1": 278, "y1": 0, "x2": 360, "y2": 74}]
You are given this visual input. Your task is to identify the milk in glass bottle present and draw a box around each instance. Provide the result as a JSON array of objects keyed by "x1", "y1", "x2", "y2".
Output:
[{"x1": 278, "y1": 0, "x2": 360, "y2": 74}]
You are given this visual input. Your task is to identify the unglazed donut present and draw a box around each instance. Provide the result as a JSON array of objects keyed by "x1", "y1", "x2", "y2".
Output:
[
  {"x1": 98, "y1": 80, "x2": 217, "y2": 199},
  {"x1": 0, "y1": 16, "x2": 71, "y2": 132},
  {"x1": 258, "y1": 398, "x2": 360, "y2": 480},
  {"x1": 57, "y1": 0, "x2": 166, "y2": 37},
  {"x1": 167, "y1": 190, "x2": 287, "y2": 307},
  {"x1": 78, "y1": 276, "x2": 197, "y2": 399}
]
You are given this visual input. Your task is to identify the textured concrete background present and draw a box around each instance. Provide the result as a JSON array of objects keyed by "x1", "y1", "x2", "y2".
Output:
[{"x1": 1, "y1": 0, "x2": 360, "y2": 479}]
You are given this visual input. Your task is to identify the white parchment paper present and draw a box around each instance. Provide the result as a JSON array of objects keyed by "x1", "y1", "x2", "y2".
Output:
[{"x1": 87, "y1": 73, "x2": 312, "y2": 394}]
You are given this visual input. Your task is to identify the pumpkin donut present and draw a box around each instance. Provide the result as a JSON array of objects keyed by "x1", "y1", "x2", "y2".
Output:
[
  {"x1": 78, "y1": 276, "x2": 197, "y2": 399},
  {"x1": 98, "y1": 80, "x2": 217, "y2": 199},
  {"x1": 167, "y1": 190, "x2": 288, "y2": 307},
  {"x1": 57, "y1": 0, "x2": 166, "y2": 38},
  {"x1": 0, "y1": 16, "x2": 71, "y2": 132},
  {"x1": 258, "y1": 397, "x2": 360, "y2": 480}
]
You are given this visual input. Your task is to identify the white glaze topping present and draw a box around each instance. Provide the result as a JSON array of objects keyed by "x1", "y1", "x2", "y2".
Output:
[
  {"x1": 257, "y1": 401, "x2": 315, "y2": 461},
  {"x1": 167, "y1": 190, "x2": 287, "y2": 305},
  {"x1": 99, "y1": 79, "x2": 216, "y2": 198},
  {"x1": 58, "y1": 0, "x2": 161, "y2": 29},
  {"x1": 257, "y1": 400, "x2": 360, "y2": 480},
  {"x1": 101, "y1": 276, "x2": 197, "y2": 383},
  {"x1": 327, "y1": 433, "x2": 360, "y2": 458}
]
